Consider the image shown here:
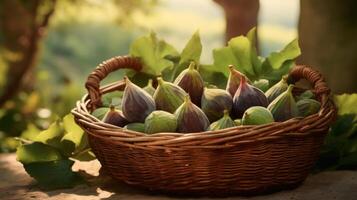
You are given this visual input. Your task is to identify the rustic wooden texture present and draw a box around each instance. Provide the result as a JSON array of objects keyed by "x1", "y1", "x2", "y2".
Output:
[
  {"x1": 1, "y1": 153, "x2": 357, "y2": 200},
  {"x1": 71, "y1": 56, "x2": 336, "y2": 195}
]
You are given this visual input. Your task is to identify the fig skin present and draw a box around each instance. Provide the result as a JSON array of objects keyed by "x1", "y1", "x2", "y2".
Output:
[
  {"x1": 242, "y1": 106, "x2": 274, "y2": 125},
  {"x1": 296, "y1": 98, "x2": 321, "y2": 117},
  {"x1": 143, "y1": 79, "x2": 156, "y2": 96},
  {"x1": 121, "y1": 76, "x2": 156, "y2": 123},
  {"x1": 265, "y1": 76, "x2": 288, "y2": 103},
  {"x1": 174, "y1": 96, "x2": 210, "y2": 133},
  {"x1": 124, "y1": 123, "x2": 145, "y2": 133},
  {"x1": 208, "y1": 110, "x2": 236, "y2": 131},
  {"x1": 267, "y1": 85, "x2": 299, "y2": 122},
  {"x1": 153, "y1": 77, "x2": 187, "y2": 113},
  {"x1": 174, "y1": 62, "x2": 204, "y2": 106},
  {"x1": 201, "y1": 88, "x2": 233, "y2": 122},
  {"x1": 226, "y1": 65, "x2": 251, "y2": 97},
  {"x1": 144, "y1": 110, "x2": 177, "y2": 134},
  {"x1": 232, "y1": 76, "x2": 269, "y2": 118},
  {"x1": 102, "y1": 105, "x2": 129, "y2": 127}
]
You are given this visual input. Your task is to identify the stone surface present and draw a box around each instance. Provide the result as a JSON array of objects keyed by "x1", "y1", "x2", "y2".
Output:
[{"x1": 1, "y1": 153, "x2": 357, "y2": 200}]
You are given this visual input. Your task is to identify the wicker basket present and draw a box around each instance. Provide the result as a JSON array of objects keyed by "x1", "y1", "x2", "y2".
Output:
[{"x1": 72, "y1": 56, "x2": 336, "y2": 196}]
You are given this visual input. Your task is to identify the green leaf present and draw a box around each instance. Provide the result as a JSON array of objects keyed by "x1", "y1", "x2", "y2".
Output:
[
  {"x1": 72, "y1": 149, "x2": 96, "y2": 161},
  {"x1": 16, "y1": 142, "x2": 63, "y2": 164},
  {"x1": 129, "y1": 32, "x2": 179, "y2": 76},
  {"x1": 91, "y1": 107, "x2": 109, "y2": 120},
  {"x1": 21, "y1": 123, "x2": 40, "y2": 141},
  {"x1": 264, "y1": 39, "x2": 301, "y2": 70},
  {"x1": 63, "y1": 114, "x2": 83, "y2": 136},
  {"x1": 179, "y1": 30, "x2": 202, "y2": 65},
  {"x1": 61, "y1": 114, "x2": 88, "y2": 155},
  {"x1": 23, "y1": 159, "x2": 82, "y2": 189},
  {"x1": 34, "y1": 120, "x2": 64, "y2": 150},
  {"x1": 334, "y1": 94, "x2": 357, "y2": 116}
]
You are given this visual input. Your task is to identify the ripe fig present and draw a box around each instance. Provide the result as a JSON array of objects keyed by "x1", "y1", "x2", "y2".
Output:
[
  {"x1": 265, "y1": 76, "x2": 288, "y2": 103},
  {"x1": 208, "y1": 110, "x2": 236, "y2": 131},
  {"x1": 144, "y1": 110, "x2": 177, "y2": 134},
  {"x1": 232, "y1": 76, "x2": 269, "y2": 118},
  {"x1": 296, "y1": 90, "x2": 315, "y2": 101},
  {"x1": 143, "y1": 79, "x2": 156, "y2": 96},
  {"x1": 153, "y1": 77, "x2": 187, "y2": 113},
  {"x1": 267, "y1": 85, "x2": 299, "y2": 122},
  {"x1": 201, "y1": 88, "x2": 233, "y2": 122},
  {"x1": 122, "y1": 76, "x2": 156, "y2": 122},
  {"x1": 174, "y1": 62, "x2": 204, "y2": 106},
  {"x1": 226, "y1": 65, "x2": 251, "y2": 97},
  {"x1": 175, "y1": 96, "x2": 210, "y2": 133},
  {"x1": 242, "y1": 106, "x2": 274, "y2": 125},
  {"x1": 124, "y1": 123, "x2": 145, "y2": 133},
  {"x1": 102, "y1": 105, "x2": 128, "y2": 127},
  {"x1": 296, "y1": 99, "x2": 321, "y2": 117}
]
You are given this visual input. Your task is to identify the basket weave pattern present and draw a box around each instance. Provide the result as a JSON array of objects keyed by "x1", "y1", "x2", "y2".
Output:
[{"x1": 72, "y1": 56, "x2": 336, "y2": 195}]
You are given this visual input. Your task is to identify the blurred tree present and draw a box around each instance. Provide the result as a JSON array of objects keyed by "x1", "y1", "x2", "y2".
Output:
[
  {"x1": 213, "y1": 0, "x2": 259, "y2": 43},
  {"x1": 299, "y1": 0, "x2": 357, "y2": 93}
]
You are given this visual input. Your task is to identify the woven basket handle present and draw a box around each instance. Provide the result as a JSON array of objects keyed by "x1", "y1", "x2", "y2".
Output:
[
  {"x1": 288, "y1": 65, "x2": 330, "y2": 103},
  {"x1": 85, "y1": 56, "x2": 142, "y2": 109}
]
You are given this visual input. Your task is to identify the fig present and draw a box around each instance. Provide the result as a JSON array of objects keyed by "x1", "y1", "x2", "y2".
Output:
[
  {"x1": 174, "y1": 96, "x2": 210, "y2": 133},
  {"x1": 234, "y1": 119, "x2": 242, "y2": 126},
  {"x1": 144, "y1": 110, "x2": 177, "y2": 134},
  {"x1": 226, "y1": 65, "x2": 251, "y2": 97},
  {"x1": 143, "y1": 79, "x2": 156, "y2": 96},
  {"x1": 253, "y1": 79, "x2": 270, "y2": 92},
  {"x1": 92, "y1": 107, "x2": 109, "y2": 119},
  {"x1": 122, "y1": 76, "x2": 156, "y2": 122},
  {"x1": 208, "y1": 110, "x2": 236, "y2": 131},
  {"x1": 201, "y1": 88, "x2": 233, "y2": 122},
  {"x1": 242, "y1": 106, "x2": 274, "y2": 125},
  {"x1": 232, "y1": 76, "x2": 269, "y2": 118},
  {"x1": 267, "y1": 85, "x2": 299, "y2": 122},
  {"x1": 174, "y1": 62, "x2": 204, "y2": 106},
  {"x1": 153, "y1": 77, "x2": 187, "y2": 113},
  {"x1": 296, "y1": 90, "x2": 315, "y2": 101},
  {"x1": 297, "y1": 99, "x2": 321, "y2": 117},
  {"x1": 102, "y1": 105, "x2": 129, "y2": 127},
  {"x1": 124, "y1": 123, "x2": 145, "y2": 133},
  {"x1": 265, "y1": 76, "x2": 288, "y2": 103}
]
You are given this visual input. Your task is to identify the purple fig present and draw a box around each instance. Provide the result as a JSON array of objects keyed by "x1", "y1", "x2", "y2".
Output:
[
  {"x1": 201, "y1": 88, "x2": 233, "y2": 122},
  {"x1": 174, "y1": 96, "x2": 210, "y2": 133},
  {"x1": 226, "y1": 65, "x2": 251, "y2": 97},
  {"x1": 154, "y1": 77, "x2": 187, "y2": 113},
  {"x1": 174, "y1": 62, "x2": 204, "y2": 106},
  {"x1": 102, "y1": 105, "x2": 129, "y2": 127},
  {"x1": 232, "y1": 76, "x2": 269, "y2": 118},
  {"x1": 122, "y1": 76, "x2": 156, "y2": 122}
]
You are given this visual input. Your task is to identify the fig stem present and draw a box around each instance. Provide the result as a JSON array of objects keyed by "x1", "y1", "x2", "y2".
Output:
[
  {"x1": 223, "y1": 109, "x2": 229, "y2": 116},
  {"x1": 109, "y1": 105, "x2": 115, "y2": 111},
  {"x1": 188, "y1": 62, "x2": 195, "y2": 70},
  {"x1": 147, "y1": 79, "x2": 153, "y2": 86},
  {"x1": 287, "y1": 84, "x2": 295, "y2": 93},
  {"x1": 184, "y1": 95, "x2": 191, "y2": 103},
  {"x1": 157, "y1": 77, "x2": 164, "y2": 85}
]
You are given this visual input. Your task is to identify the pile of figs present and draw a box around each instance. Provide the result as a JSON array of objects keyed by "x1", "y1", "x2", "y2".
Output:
[{"x1": 95, "y1": 62, "x2": 321, "y2": 134}]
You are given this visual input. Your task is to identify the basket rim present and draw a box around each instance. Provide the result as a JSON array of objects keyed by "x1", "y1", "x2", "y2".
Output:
[{"x1": 71, "y1": 56, "x2": 336, "y2": 149}]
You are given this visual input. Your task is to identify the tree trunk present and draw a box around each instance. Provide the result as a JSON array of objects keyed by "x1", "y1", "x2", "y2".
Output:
[
  {"x1": 0, "y1": 0, "x2": 56, "y2": 106},
  {"x1": 214, "y1": 0, "x2": 259, "y2": 43},
  {"x1": 298, "y1": 0, "x2": 357, "y2": 93}
]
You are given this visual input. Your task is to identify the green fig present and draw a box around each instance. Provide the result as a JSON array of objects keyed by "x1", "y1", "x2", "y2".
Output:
[
  {"x1": 201, "y1": 88, "x2": 233, "y2": 122},
  {"x1": 296, "y1": 90, "x2": 315, "y2": 101},
  {"x1": 174, "y1": 62, "x2": 204, "y2": 106},
  {"x1": 232, "y1": 76, "x2": 269, "y2": 118},
  {"x1": 242, "y1": 106, "x2": 274, "y2": 125},
  {"x1": 234, "y1": 119, "x2": 242, "y2": 126},
  {"x1": 267, "y1": 85, "x2": 299, "y2": 122},
  {"x1": 144, "y1": 110, "x2": 177, "y2": 134},
  {"x1": 265, "y1": 76, "x2": 288, "y2": 103},
  {"x1": 175, "y1": 96, "x2": 210, "y2": 133},
  {"x1": 253, "y1": 79, "x2": 270, "y2": 92},
  {"x1": 143, "y1": 79, "x2": 156, "y2": 96},
  {"x1": 102, "y1": 105, "x2": 129, "y2": 127},
  {"x1": 297, "y1": 99, "x2": 321, "y2": 117},
  {"x1": 122, "y1": 76, "x2": 156, "y2": 122},
  {"x1": 208, "y1": 110, "x2": 236, "y2": 131},
  {"x1": 154, "y1": 77, "x2": 187, "y2": 113},
  {"x1": 124, "y1": 123, "x2": 145, "y2": 133},
  {"x1": 226, "y1": 65, "x2": 251, "y2": 97}
]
